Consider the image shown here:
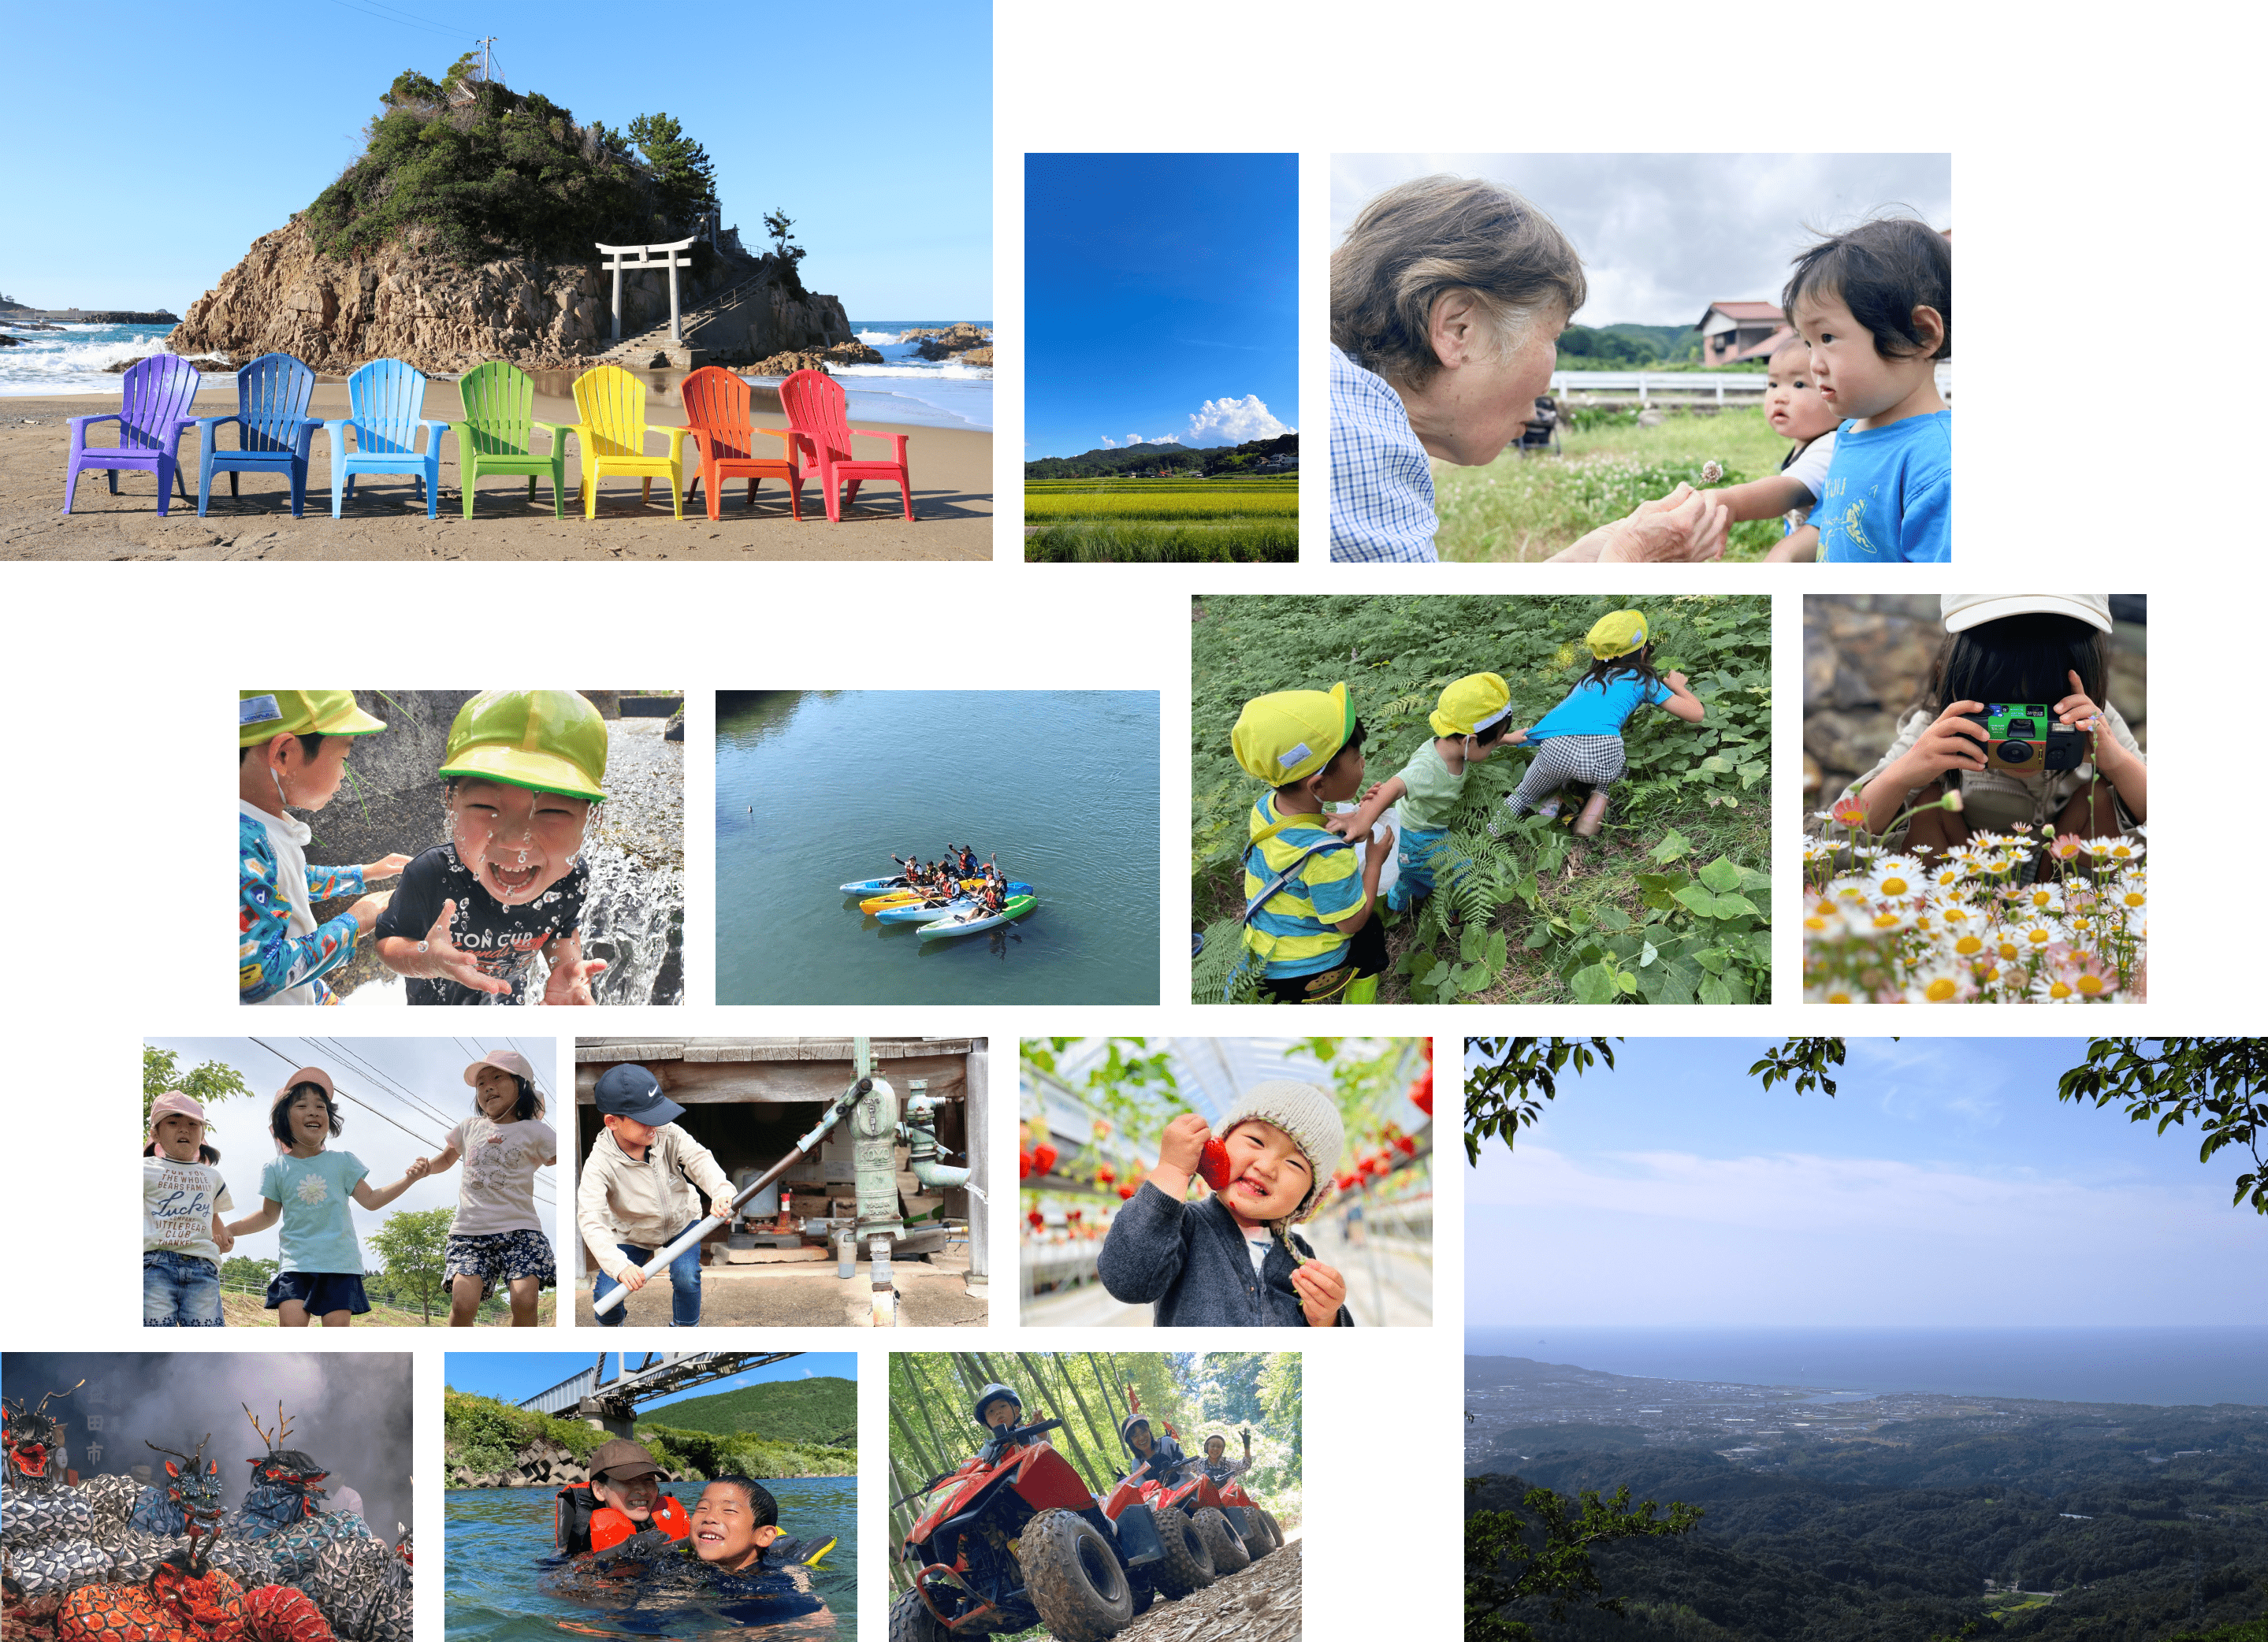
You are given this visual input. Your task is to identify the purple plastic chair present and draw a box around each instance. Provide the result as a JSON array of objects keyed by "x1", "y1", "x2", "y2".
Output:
[
  {"x1": 61, "y1": 355, "x2": 203, "y2": 515},
  {"x1": 198, "y1": 353, "x2": 323, "y2": 518}
]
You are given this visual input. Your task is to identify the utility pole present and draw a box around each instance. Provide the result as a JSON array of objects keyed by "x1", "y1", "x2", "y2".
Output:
[{"x1": 474, "y1": 35, "x2": 497, "y2": 82}]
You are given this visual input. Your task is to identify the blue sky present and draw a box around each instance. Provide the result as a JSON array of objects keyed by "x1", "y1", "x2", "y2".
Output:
[
  {"x1": 6, "y1": 1, "x2": 988, "y2": 315},
  {"x1": 444, "y1": 1353, "x2": 856, "y2": 1408},
  {"x1": 1466, "y1": 1038, "x2": 2266, "y2": 1328},
  {"x1": 1024, "y1": 153, "x2": 1296, "y2": 459}
]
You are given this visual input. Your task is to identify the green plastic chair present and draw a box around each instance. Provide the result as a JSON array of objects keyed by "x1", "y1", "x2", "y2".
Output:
[{"x1": 452, "y1": 362, "x2": 571, "y2": 518}]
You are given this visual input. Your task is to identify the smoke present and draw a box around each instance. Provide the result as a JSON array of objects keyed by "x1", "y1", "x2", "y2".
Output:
[{"x1": 2, "y1": 1354, "x2": 414, "y2": 1539}]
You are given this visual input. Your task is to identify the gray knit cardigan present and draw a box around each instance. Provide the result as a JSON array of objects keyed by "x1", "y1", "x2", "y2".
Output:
[{"x1": 1095, "y1": 1183, "x2": 1352, "y2": 1327}]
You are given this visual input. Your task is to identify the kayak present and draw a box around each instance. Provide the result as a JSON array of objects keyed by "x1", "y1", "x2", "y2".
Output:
[
  {"x1": 917, "y1": 893, "x2": 1035, "y2": 939},
  {"x1": 876, "y1": 882, "x2": 1033, "y2": 923},
  {"x1": 857, "y1": 878, "x2": 997, "y2": 912},
  {"x1": 839, "y1": 876, "x2": 913, "y2": 895}
]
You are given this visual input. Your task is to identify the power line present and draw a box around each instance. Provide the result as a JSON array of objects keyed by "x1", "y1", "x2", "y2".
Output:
[
  {"x1": 312, "y1": 0, "x2": 467, "y2": 40},
  {"x1": 314, "y1": 1035, "x2": 555, "y2": 1206},
  {"x1": 246, "y1": 1038, "x2": 448, "y2": 1152}
]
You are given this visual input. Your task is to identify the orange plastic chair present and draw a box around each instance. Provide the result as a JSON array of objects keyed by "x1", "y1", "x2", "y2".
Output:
[
  {"x1": 779, "y1": 368, "x2": 915, "y2": 522},
  {"x1": 679, "y1": 367, "x2": 802, "y2": 522},
  {"x1": 567, "y1": 365, "x2": 691, "y2": 521}
]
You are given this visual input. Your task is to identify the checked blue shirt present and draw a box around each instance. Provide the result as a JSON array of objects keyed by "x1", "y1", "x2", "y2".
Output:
[{"x1": 1329, "y1": 344, "x2": 1437, "y2": 563}]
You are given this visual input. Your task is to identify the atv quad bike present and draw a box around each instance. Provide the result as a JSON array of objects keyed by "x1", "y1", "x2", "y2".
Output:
[
  {"x1": 890, "y1": 1415, "x2": 1210, "y2": 1642},
  {"x1": 1103, "y1": 1448, "x2": 1248, "y2": 1581}
]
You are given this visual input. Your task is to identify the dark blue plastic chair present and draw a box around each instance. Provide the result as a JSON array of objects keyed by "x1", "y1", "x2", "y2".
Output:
[
  {"x1": 327, "y1": 358, "x2": 450, "y2": 518},
  {"x1": 197, "y1": 353, "x2": 322, "y2": 517}
]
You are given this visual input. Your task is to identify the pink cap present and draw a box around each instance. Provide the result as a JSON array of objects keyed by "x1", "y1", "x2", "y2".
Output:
[
  {"x1": 147, "y1": 1090, "x2": 206, "y2": 1144},
  {"x1": 466, "y1": 1049, "x2": 543, "y2": 1117}
]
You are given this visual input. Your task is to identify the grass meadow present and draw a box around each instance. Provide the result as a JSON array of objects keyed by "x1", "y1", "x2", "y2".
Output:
[{"x1": 1025, "y1": 475, "x2": 1298, "y2": 562}]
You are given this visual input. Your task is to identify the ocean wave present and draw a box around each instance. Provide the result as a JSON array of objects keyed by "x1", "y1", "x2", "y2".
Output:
[
  {"x1": 855, "y1": 329, "x2": 902, "y2": 345},
  {"x1": 828, "y1": 361, "x2": 992, "y2": 381}
]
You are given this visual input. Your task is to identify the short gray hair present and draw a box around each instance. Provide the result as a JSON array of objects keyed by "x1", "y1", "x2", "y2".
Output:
[{"x1": 1331, "y1": 174, "x2": 1586, "y2": 388}]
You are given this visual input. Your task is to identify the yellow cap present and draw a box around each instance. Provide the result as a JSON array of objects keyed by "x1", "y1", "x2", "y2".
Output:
[
  {"x1": 1586, "y1": 611, "x2": 1651, "y2": 659},
  {"x1": 438, "y1": 690, "x2": 608, "y2": 801},
  {"x1": 1430, "y1": 673, "x2": 1512, "y2": 737},
  {"x1": 239, "y1": 690, "x2": 387, "y2": 746},
  {"x1": 1232, "y1": 683, "x2": 1354, "y2": 786}
]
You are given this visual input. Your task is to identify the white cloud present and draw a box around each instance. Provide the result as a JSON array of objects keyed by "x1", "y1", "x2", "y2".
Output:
[
  {"x1": 1467, "y1": 1145, "x2": 2262, "y2": 1326},
  {"x1": 1186, "y1": 394, "x2": 1293, "y2": 445},
  {"x1": 1099, "y1": 437, "x2": 1117, "y2": 448}
]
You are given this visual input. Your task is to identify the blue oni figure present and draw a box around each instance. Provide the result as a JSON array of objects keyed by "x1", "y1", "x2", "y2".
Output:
[
  {"x1": 129, "y1": 1436, "x2": 226, "y2": 1539},
  {"x1": 225, "y1": 1402, "x2": 374, "y2": 1584}
]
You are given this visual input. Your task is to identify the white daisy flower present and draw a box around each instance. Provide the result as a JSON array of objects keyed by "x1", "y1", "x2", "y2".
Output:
[{"x1": 1868, "y1": 855, "x2": 1927, "y2": 901}]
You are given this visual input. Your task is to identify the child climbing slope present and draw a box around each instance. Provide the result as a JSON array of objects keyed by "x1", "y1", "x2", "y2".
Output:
[
  {"x1": 224, "y1": 1068, "x2": 429, "y2": 1327},
  {"x1": 1095, "y1": 1080, "x2": 1352, "y2": 1327},
  {"x1": 1493, "y1": 610, "x2": 1706, "y2": 837}
]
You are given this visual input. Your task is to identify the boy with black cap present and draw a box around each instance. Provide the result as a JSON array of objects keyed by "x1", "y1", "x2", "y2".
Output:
[
  {"x1": 238, "y1": 690, "x2": 411, "y2": 1005},
  {"x1": 577, "y1": 1064, "x2": 733, "y2": 1327}
]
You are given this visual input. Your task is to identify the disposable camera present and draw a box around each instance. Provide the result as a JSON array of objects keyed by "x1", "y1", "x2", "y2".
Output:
[{"x1": 1961, "y1": 703, "x2": 2084, "y2": 772}]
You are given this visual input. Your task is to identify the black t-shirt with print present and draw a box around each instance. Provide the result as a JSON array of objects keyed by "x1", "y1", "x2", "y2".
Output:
[{"x1": 374, "y1": 844, "x2": 587, "y2": 1005}]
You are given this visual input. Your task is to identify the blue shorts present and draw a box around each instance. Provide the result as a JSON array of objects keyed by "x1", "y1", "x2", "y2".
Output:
[
  {"x1": 265, "y1": 1270, "x2": 370, "y2": 1316},
  {"x1": 144, "y1": 1250, "x2": 223, "y2": 1326},
  {"x1": 1388, "y1": 823, "x2": 1459, "y2": 912}
]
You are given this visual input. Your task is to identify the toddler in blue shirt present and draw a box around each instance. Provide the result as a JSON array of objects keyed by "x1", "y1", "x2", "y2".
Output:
[{"x1": 1783, "y1": 217, "x2": 1951, "y2": 562}]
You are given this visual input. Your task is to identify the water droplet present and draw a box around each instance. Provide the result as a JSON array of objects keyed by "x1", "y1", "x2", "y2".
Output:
[{"x1": 516, "y1": 849, "x2": 528, "y2": 865}]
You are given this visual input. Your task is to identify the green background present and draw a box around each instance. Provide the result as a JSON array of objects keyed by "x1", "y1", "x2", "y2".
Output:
[{"x1": 0, "y1": 0, "x2": 2231, "y2": 1633}]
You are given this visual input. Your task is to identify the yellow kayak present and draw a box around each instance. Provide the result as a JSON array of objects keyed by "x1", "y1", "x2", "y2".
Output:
[{"x1": 858, "y1": 879, "x2": 991, "y2": 913}]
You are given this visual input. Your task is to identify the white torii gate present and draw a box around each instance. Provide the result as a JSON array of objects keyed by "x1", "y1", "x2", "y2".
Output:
[{"x1": 596, "y1": 236, "x2": 697, "y2": 344}]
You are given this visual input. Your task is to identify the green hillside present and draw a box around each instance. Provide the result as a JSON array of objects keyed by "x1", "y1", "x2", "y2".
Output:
[{"x1": 645, "y1": 1376, "x2": 857, "y2": 1448}]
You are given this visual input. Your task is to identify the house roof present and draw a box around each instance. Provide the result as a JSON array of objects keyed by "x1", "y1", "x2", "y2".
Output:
[
  {"x1": 1729, "y1": 323, "x2": 1798, "y2": 363},
  {"x1": 1697, "y1": 300, "x2": 1785, "y2": 329}
]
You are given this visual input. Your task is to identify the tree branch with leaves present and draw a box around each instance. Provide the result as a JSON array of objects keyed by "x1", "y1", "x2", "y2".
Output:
[{"x1": 1465, "y1": 1477, "x2": 1702, "y2": 1640}]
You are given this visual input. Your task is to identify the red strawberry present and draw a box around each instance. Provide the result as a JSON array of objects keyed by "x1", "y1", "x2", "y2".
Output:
[
  {"x1": 1117, "y1": 1183, "x2": 1136, "y2": 1199},
  {"x1": 1411, "y1": 1070, "x2": 1434, "y2": 1116},
  {"x1": 1394, "y1": 1135, "x2": 1418, "y2": 1156},
  {"x1": 1032, "y1": 1143, "x2": 1058, "y2": 1175},
  {"x1": 1027, "y1": 1209, "x2": 1044, "y2": 1229},
  {"x1": 1095, "y1": 1163, "x2": 1117, "y2": 1185},
  {"x1": 1018, "y1": 1150, "x2": 1032, "y2": 1179},
  {"x1": 1197, "y1": 1138, "x2": 1233, "y2": 1191}
]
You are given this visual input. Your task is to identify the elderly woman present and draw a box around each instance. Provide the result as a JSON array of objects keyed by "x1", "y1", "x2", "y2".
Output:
[{"x1": 1331, "y1": 175, "x2": 1728, "y2": 564}]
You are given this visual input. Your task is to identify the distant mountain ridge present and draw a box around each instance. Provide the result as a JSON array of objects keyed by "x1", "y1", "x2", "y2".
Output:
[
  {"x1": 646, "y1": 1376, "x2": 857, "y2": 1448},
  {"x1": 1027, "y1": 432, "x2": 1296, "y2": 480}
]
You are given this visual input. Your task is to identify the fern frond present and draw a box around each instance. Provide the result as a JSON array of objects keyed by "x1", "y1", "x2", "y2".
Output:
[{"x1": 1192, "y1": 916, "x2": 1265, "y2": 1005}]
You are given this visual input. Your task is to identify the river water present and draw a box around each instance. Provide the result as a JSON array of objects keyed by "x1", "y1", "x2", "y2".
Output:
[
  {"x1": 445, "y1": 1478, "x2": 854, "y2": 1641},
  {"x1": 716, "y1": 691, "x2": 1159, "y2": 1004}
]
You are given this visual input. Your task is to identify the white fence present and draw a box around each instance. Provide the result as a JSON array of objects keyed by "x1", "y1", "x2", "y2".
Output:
[{"x1": 1550, "y1": 363, "x2": 1954, "y2": 404}]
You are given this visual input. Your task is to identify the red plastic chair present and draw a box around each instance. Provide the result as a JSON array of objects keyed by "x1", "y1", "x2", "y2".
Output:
[
  {"x1": 779, "y1": 369, "x2": 915, "y2": 522},
  {"x1": 679, "y1": 366, "x2": 801, "y2": 521}
]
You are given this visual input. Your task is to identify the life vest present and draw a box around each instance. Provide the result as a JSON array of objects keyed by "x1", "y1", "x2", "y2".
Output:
[{"x1": 555, "y1": 1486, "x2": 690, "y2": 1556}]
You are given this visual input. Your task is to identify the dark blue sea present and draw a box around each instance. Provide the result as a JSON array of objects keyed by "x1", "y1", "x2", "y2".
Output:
[{"x1": 1465, "y1": 1326, "x2": 2268, "y2": 1407}]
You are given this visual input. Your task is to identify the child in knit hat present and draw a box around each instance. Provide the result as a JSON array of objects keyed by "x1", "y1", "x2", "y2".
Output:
[{"x1": 1095, "y1": 1080, "x2": 1351, "y2": 1328}]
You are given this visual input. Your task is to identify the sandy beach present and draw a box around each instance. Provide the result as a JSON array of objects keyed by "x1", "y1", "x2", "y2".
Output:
[{"x1": 3, "y1": 377, "x2": 991, "y2": 559}]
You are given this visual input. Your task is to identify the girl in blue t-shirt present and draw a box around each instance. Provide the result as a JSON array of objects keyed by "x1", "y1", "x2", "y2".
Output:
[
  {"x1": 1492, "y1": 610, "x2": 1707, "y2": 838},
  {"x1": 224, "y1": 1068, "x2": 429, "y2": 1328}
]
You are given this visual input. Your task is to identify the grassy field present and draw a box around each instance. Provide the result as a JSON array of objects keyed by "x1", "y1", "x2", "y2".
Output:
[
  {"x1": 1025, "y1": 476, "x2": 1297, "y2": 561},
  {"x1": 1191, "y1": 594, "x2": 1772, "y2": 1005},
  {"x1": 1433, "y1": 407, "x2": 1798, "y2": 562}
]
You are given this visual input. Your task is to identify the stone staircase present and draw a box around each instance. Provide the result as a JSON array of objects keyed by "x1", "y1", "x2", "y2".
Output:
[{"x1": 592, "y1": 270, "x2": 779, "y2": 369}]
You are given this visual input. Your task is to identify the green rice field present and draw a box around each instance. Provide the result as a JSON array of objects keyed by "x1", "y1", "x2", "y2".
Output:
[{"x1": 1024, "y1": 476, "x2": 1298, "y2": 560}]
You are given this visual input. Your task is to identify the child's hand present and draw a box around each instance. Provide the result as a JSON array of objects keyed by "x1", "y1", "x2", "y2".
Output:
[
  {"x1": 362, "y1": 853, "x2": 413, "y2": 880},
  {"x1": 411, "y1": 902, "x2": 515, "y2": 995},
  {"x1": 542, "y1": 952, "x2": 610, "y2": 1006},
  {"x1": 214, "y1": 1227, "x2": 235, "y2": 1254},
  {"x1": 1508, "y1": 727, "x2": 1528, "y2": 745},
  {"x1": 405, "y1": 1157, "x2": 431, "y2": 1181},
  {"x1": 1157, "y1": 1112, "x2": 1211, "y2": 1176},
  {"x1": 1290, "y1": 1259, "x2": 1348, "y2": 1328},
  {"x1": 1894, "y1": 701, "x2": 1991, "y2": 784},
  {"x1": 1664, "y1": 671, "x2": 1690, "y2": 692},
  {"x1": 619, "y1": 1265, "x2": 649, "y2": 1292},
  {"x1": 1369, "y1": 822, "x2": 1394, "y2": 859},
  {"x1": 711, "y1": 1199, "x2": 734, "y2": 1220},
  {"x1": 2055, "y1": 670, "x2": 2106, "y2": 734},
  {"x1": 350, "y1": 892, "x2": 393, "y2": 934}
]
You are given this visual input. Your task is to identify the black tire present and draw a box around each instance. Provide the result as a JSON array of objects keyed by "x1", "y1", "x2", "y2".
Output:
[
  {"x1": 1242, "y1": 1506, "x2": 1278, "y2": 1558},
  {"x1": 1149, "y1": 1506, "x2": 1216, "y2": 1598},
  {"x1": 1020, "y1": 1507, "x2": 1132, "y2": 1642},
  {"x1": 1128, "y1": 1580, "x2": 1155, "y2": 1618},
  {"x1": 889, "y1": 1585, "x2": 948, "y2": 1642},
  {"x1": 1192, "y1": 1506, "x2": 1249, "y2": 1574},
  {"x1": 1261, "y1": 1508, "x2": 1287, "y2": 1552}
]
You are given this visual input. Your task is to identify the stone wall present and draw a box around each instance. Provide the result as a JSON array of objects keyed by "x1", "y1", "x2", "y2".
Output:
[{"x1": 1804, "y1": 596, "x2": 2147, "y2": 816}]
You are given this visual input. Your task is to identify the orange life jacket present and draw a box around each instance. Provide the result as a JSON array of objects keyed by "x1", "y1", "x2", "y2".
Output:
[{"x1": 592, "y1": 1495, "x2": 690, "y2": 1552}]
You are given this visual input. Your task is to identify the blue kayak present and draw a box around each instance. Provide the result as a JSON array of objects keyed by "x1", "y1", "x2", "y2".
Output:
[
  {"x1": 839, "y1": 876, "x2": 916, "y2": 895},
  {"x1": 916, "y1": 893, "x2": 1036, "y2": 939},
  {"x1": 876, "y1": 882, "x2": 1034, "y2": 923}
]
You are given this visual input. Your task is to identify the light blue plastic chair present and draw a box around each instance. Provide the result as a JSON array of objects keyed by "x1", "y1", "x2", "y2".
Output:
[
  {"x1": 197, "y1": 353, "x2": 322, "y2": 517},
  {"x1": 327, "y1": 359, "x2": 450, "y2": 518}
]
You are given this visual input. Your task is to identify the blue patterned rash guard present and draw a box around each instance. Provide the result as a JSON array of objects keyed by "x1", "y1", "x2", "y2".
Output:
[{"x1": 240, "y1": 808, "x2": 366, "y2": 1005}]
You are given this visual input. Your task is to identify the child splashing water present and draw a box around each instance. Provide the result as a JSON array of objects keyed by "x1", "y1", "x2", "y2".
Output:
[
  {"x1": 143, "y1": 1091, "x2": 234, "y2": 1327},
  {"x1": 237, "y1": 691, "x2": 411, "y2": 1005},
  {"x1": 416, "y1": 1050, "x2": 556, "y2": 1327},
  {"x1": 373, "y1": 690, "x2": 612, "y2": 1006},
  {"x1": 1097, "y1": 1080, "x2": 1352, "y2": 1327},
  {"x1": 224, "y1": 1070, "x2": 429, "y2": 1326},
  {"x1": 1491, "y1": 611, "x2": 1707, "y2": 838}
]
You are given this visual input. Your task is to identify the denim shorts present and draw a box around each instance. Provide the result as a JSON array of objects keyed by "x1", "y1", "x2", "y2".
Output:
[
  {"x1": 264, "y1": 1270, "x2": 370, "y2": 1316},
  {"x1": 143, "y1": 1250, "x2": 223, "y2": 1326},
  {"x1": 444, "y1": 1228, "x2": 556, "y2": 1292}
]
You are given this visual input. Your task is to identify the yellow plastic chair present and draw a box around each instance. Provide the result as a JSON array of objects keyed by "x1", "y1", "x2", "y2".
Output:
[{"x1": 567, "y1": 365, "x2": 692, "y2": 520}]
